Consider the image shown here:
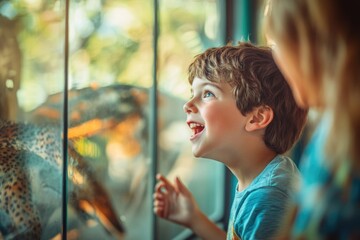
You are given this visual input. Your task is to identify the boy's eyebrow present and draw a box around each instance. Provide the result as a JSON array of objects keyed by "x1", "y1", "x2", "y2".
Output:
[{"x1": 191, "y1": 82, "x2": 223, "y2": 92}]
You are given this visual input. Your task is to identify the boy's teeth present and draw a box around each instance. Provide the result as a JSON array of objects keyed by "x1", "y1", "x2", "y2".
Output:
[
  {"x1": 189, "y1": 122, "x2": 205, "y2": 136},
  {"x1": 189, "y1": 123, "x2": 204, "y2": 129}
]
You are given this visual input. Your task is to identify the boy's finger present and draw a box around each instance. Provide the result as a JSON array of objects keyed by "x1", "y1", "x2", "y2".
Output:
[
  {"x1": 156, "y1": 174, "x2": 176, "y2": 192},
  {"x1": 153, "y1": 200, "x2": 165, "y2": 208},
  {"x1": 154, "y1": 206, "x2": 164, "y2": 218},
  {"x1": 175, "y1": 176, "x2": 190, "y2": 195},
  {"x1": 155, "y1": 182, "x2": 171, "y2": 194},
  {"x1": 153, "y1": 192, "x2": 165, "y2": 200},
  {"x1": 154, "y1": 201, "x2": 167, "y2": 219},
  {"x1": 155, "y1": 181, "x2": 165, "y2": 192},
  {"x1": 163, "y1": 200, "x2": 169, "y2": 218}
]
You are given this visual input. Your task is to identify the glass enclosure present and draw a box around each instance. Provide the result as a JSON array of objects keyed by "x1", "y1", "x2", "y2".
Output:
[
  {"x1": 0, "y1": 0, "x2": 66, "y2": 239},
  {"x1": 0, "y1": 0, "x2": 227, "y2": 239}
]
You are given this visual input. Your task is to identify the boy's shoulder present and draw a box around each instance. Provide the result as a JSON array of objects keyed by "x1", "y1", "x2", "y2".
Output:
[{"x1": 249, "y1": 155, "x2": 300, "y2": 194}]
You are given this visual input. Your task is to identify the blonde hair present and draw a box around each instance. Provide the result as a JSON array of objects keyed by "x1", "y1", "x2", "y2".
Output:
[{"x1": 263, "y1": 0, "x2": 360, "y2": 169}]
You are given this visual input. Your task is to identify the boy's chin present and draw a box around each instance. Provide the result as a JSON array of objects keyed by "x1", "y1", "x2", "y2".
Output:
[
  {"x1": 191, "y1": 147, "x2": 203, "y2": 158},
  {"x1": 192, "y1": 148, "x2": 210, "y2": 159},
  {"x1": 192, "y1": 151, "x2": 201, "y2": 158}
]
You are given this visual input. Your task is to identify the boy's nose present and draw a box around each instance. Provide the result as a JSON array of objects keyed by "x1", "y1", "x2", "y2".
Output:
[{"x1": 183, "y1": 101, "x2": 197, "y2": 113}]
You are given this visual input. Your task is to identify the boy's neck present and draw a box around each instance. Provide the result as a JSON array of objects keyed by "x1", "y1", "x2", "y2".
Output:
[{"x1": 230, "y1": 148, "x2": 277, "y2": 192}]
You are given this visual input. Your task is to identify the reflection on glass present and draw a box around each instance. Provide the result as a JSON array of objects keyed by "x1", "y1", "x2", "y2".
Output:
[{"x1": 0, "y1": 0, "x2": 65, "y2": 239}]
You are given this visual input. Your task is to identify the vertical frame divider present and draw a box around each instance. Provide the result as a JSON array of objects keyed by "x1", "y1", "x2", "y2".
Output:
[
  {"x1": 150, "y1": 0, "x2": 159, "y2": 239},
  {"x1": 62, "y1": 0, "x2": 70, "y2": 238}
]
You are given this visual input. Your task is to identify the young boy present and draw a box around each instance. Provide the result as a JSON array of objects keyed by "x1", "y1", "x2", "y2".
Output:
[{"x1": 153, "y1": 42, "x2": 308, "y2": 240}]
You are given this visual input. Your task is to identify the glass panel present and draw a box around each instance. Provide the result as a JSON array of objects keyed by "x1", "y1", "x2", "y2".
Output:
[
  {"x1": 66, "y1": 0, "x2": 152, "y2": 239},
  {"x1": 0, "y1": 0, "x2": 65, "y2": 239},
  {"x1": 157, "y1": 0, "x2": 225, "y2": 239}
]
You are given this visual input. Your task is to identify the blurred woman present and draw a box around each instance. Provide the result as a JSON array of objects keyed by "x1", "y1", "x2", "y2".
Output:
[{"x1": 263, "y1": 0, "x2": 360, "y2": 239}]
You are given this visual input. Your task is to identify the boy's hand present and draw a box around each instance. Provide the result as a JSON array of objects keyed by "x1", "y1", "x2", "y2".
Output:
[{"x1": 153, "y1": 174, "x2": 199, "y2": 228}]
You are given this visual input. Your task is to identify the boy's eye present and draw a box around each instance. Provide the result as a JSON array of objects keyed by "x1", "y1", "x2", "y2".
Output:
[{"x1": 203, "y1": 91, "x2": 215, "y2": 98}]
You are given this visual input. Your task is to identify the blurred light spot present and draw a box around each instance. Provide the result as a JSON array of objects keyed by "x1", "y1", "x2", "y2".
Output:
[
  {"x1": 204, "y1": 15, "x2": 217, "y2": 40},
  {"x1": 5, "y1": 79, "x2": 14, "y2": 90},
  {"x1": 105, "y1": 7, "x2": 137, "y2": 30}
]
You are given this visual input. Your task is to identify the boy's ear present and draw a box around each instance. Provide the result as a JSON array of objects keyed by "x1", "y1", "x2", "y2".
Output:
[{"x1": 245, "y1": 105, "x2": 274, "y2": 132}]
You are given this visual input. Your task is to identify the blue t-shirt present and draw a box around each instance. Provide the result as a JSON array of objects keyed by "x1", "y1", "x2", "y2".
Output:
[
  {"x1": 292, "y1": 114, "x2": 360, "y2": 239},
  {"x1": 226, "y1": 155, "x2": 299, "y2": 240}
]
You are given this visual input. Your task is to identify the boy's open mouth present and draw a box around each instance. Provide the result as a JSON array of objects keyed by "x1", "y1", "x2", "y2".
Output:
[{"x1": 188, "y1": 122, "x2": 205, "y2": 137}]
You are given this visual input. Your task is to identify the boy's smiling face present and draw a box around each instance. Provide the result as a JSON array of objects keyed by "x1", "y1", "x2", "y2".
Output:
[{"x1": 184, "y1": 77, "x2": 249, "y2": 161}]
